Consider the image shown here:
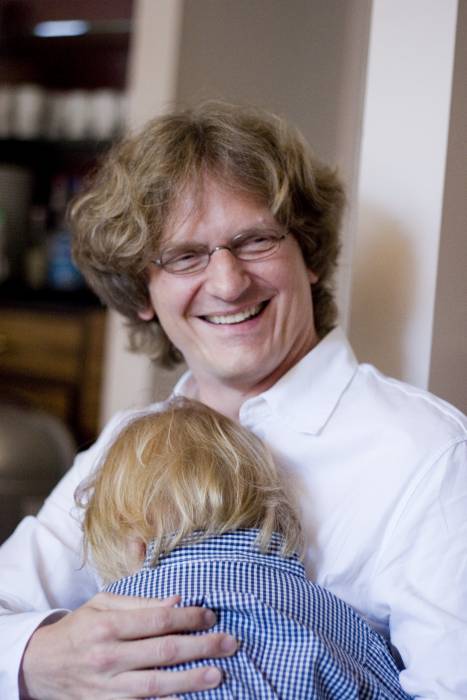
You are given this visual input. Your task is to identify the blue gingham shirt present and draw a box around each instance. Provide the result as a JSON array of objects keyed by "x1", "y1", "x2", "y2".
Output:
[{"x1": 106, "y1": 530, "x2": 410, "y2": 699}]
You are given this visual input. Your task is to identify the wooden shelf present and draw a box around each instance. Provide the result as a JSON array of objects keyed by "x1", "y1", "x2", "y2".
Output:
[{"x1": 0, "y1": 304, "x2": 106, "y2": 448}]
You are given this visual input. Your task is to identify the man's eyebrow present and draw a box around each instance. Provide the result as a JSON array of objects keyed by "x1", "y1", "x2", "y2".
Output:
[
  {"x1": 159, "y1": 240, "x2": 207, "y2": 253},
  {"x1": 233, "y1": 224, "x2": 281, "y2": 235}
]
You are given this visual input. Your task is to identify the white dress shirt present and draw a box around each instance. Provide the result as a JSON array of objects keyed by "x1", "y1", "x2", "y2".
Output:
[{"x1": 0, "y1": 328, "x2": 465, "y2": 699}]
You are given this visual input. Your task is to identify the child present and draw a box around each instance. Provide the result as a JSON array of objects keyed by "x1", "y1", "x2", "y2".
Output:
[{"x1": 77, "y1": 398, "x2": 409, "y2": 699}]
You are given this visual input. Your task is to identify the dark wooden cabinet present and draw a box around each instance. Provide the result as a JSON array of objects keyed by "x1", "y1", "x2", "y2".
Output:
[
  {"x1": 0, "y1": 1, "x2": 134, "y2": 447},
  {"x1": 0, "y1": 301, "x2": 106, "y2": 447},
  {"x1": 0, "y1": 2, "x2": 135, "y2": 541}
]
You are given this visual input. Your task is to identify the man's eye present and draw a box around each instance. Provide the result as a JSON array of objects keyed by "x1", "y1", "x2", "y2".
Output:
[
  {"x1": 237, "y1": 233, "x2": 276, "y2": 251},
  {"x1": 165, "y1": 250, "x2": 200, "y2": 264},
  {"x1": 174, "y1": 251, "x2": 198, "y2": 262}
]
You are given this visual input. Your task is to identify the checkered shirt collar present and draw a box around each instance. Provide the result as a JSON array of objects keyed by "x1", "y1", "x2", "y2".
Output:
[{"x1": 143, "y1": 529, "x2": 305, "y2": 579}]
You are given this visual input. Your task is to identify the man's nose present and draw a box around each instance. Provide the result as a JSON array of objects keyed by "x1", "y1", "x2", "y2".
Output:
[{"x1": 203, "y1": 248, "x2": 251, "y2": 300}]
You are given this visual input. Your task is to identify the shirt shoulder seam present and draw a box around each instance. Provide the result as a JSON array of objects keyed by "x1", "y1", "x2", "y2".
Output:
[{"x1": 363, "y1": 365, "x2": 467, "y2": 434}]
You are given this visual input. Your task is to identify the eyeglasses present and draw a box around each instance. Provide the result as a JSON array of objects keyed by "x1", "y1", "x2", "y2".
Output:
[{"x1": 153, "y1": 229, "x2": 288, "y2": 275}]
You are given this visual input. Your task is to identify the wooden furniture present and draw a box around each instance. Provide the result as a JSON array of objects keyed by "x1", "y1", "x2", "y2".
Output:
[{"x1": 0, "y1": 300, "x2": 106, "y2": 447}]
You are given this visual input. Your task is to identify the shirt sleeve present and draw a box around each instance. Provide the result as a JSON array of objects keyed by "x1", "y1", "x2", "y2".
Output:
[
  {"x1": 0, "y1": 408, "x2": 136, "y2": 700},
  {"x1": 369, "y1": 438, "x2": 467, "y2": 700}
]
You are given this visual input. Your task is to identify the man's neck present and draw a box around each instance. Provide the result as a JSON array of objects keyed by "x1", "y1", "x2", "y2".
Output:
[
  {"x1": 183, "y1": 333, "x2": 320, "y2": 419},
  {"x1": 190, "y1": 359, "x2": 305, "y2": 420},
  {"x1": 198, "y1": 384, "x2": 252, "y2": 420},
  {"x1": 181, "y1": 373, "x2": 256, "y2": 419}
]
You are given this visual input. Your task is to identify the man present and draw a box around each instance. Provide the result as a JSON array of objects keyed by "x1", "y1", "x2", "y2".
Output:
[{"x1": 0, "y1": 102, "x2": 466, "y2": 699}]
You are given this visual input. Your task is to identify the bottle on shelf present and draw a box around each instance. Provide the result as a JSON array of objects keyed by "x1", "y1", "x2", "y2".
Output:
[
  {"x1": 0, "y1": 208, "x2": 9, "y2": 283},
  {"x1": 23, "y1": 205, "x2": 48, "y2": 290},
  {"x1": 45, "y1": 175, "x2": 85, "y2": 291}
]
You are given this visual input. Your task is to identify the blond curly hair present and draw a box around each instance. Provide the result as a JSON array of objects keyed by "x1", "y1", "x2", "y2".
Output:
[
  {"x1": 70, "y1": 101, "x2": 344, "y2": 366},
  {"x1": 77, "y1": 398, "x2": 303, "y2": 584}
]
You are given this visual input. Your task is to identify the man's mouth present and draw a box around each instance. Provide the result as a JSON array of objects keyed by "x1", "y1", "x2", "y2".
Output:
[{"x1": 202, "y1": 301, "x2": 268, "y2": 325}]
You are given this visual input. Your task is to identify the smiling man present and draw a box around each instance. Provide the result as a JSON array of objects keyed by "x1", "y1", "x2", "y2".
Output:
[
  {"x1": 0, "y1": 102, "x2": 466, "y2": 700},
  {"x1": 139, "y1": 178, "x2": 319, "y2": 415}
]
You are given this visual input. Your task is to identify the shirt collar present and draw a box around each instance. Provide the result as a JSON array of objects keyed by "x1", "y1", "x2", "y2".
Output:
[
  {"x1": 173, "y1": 327, "x2": 358, "y2": 436},
  {"x1": 144, "y1": 529, "x2": 305, "y2": 579},
  {"x1": 247, "y1": 326, "x2": 358, "y2": 434}
]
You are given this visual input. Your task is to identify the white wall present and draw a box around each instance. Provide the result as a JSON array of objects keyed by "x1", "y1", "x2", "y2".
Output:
[
  {"x1": 429, "y1": 0, "x2": 467, "y2": 413},
  {"x1": 349, "y1": 0, "x2": 459, "y2": 389}
]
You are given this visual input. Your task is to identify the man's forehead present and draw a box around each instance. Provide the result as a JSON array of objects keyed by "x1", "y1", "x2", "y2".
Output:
[{"x1": 161, "y1": 177, "x2": 274, "y2": 245}]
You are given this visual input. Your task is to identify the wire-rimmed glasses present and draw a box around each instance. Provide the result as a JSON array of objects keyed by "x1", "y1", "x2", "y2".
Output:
[{"x1": 153, "y1": 229, "x2": 288, "y2": 275}]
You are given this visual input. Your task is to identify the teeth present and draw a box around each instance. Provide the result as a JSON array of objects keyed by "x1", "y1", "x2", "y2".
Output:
[{"x1": 205, "y1": 304, "x2": 263, "y2": 325}]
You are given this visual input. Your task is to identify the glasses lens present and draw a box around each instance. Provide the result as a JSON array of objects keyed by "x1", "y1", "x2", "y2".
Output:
[
  {"x1": 233, "y1": 231, "x2": 284, "y2": 260},
  {"x1": 160, "y1": 249, "x2": 208, "y2": 274}
]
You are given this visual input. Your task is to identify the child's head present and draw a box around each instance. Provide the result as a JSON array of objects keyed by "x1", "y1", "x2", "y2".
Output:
[{"x1": 78, "y1": 398, "x2": 303, "y2": 583}]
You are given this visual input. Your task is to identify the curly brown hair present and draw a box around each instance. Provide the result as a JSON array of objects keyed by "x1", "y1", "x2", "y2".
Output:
[{"x1": 70, "y1": 101, "x2": 345, "y2": 367}]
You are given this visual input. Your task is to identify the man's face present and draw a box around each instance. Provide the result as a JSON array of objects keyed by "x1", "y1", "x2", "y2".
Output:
[{"x1": 140, "y1": 178, "x2": 318, "y2": 397}]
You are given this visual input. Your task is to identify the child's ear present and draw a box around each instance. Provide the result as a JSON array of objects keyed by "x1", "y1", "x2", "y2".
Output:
[{"x1": 127, "y1": 536, "x2": 147, "y2": 571}]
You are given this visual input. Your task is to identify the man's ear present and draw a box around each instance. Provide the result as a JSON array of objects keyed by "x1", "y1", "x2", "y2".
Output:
[
  {"x1": 137, "y1": 305, "x2": 155, "y2": 321},
  {"x1": 307, "y1": 269, "x2": 319, "y2": 284}
]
